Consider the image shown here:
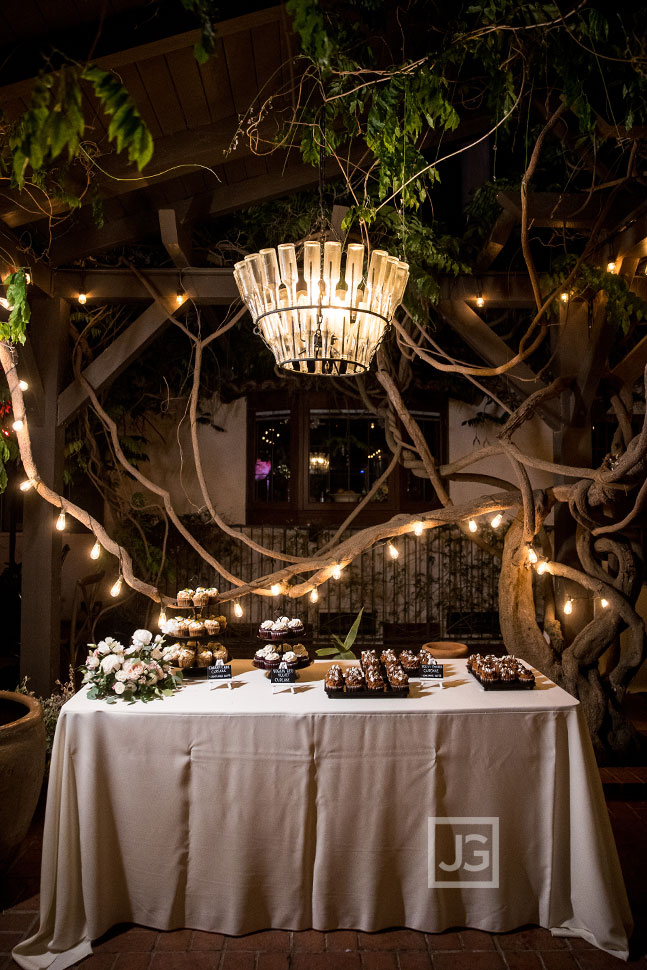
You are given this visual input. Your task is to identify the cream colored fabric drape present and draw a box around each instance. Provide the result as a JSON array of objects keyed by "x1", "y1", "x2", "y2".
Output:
[{"x1": 13, "y1": 660, "x2": 632, "y2": 969}]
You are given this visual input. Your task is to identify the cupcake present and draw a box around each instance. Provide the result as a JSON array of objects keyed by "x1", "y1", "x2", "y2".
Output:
[
  {"x1": 216, "y1": 615, "x2": 227, "y2": 630},
  {"x1": 387, "y1": 664, "x2": 409, "y2": 694},
  {"x1": 254, "y1": 646, "x2": 268, "y2": 667},
  {"x1": 177, "y1": 646, "x2": 196, "y2": 668},
  {"x1": 204, "y1": 616, "x2": 220, "y2": 635},
  {"x1": 381, "y1": 649, "x2": 397, "y2": 666},
  {"x1": 344, "y1": 666, "x2": 364, "y2": 692},
  {"x1": 196, "y1": 647, "x2": 213, "y2": 667},
  {"x1": 361, "y1": 650, "x2": 378, "y2": 669},
  {"x1": 497, "y1": 663, "x2": 517, "y2": 682},
  {"x1": 419, "y1": 648, "x2": 435, "y2": 665},
  {"x1": 479, "y1": 662, "x2": 498, "y2": 683},
  {"x1": 259, "y1": 620, "x2": 275, "y2": 640},
  {"x1": 272, "y1": 620, "x2": 288, "y2": 640},
  {"x1": 467, "y1": 654, "x2": 481, "y2": 673},
  {"x1": 282, "y1": 650, "x2": 298, "y2": 670},
  {"x1": 188, "y1": 619, "x2": 205, "y2": 637},
  {"x1": 177, "y1": 588, "x2": 194, "y2": 607},
  {"x1": 288, "y1": 618, "x2": 304, "y2": 635},
  {"x1": 518, "y1": 666, "x2": 535, "y2": 686},
  {"x1": 365, "y1": 665, "x2": 385, "y2": 692},
  {"x1": 292, "y1": 642, "x2": 308, "y2": 657},
  {"x1": 399, "y1": 650, "x2": 420, "y2": 672},
  {"x1": 206, "y1": 587, "x2": 219, "y2": 604},
  {"x1": 193, "y1": 587, "x2": 209, "y2": 608},
  {"x1": 325, "y1": 664, "x2": 345, "y2": 692},
  {"x1": 264, "y1": 650, "x2": 281, "y2": 669},
  {"x1": 210, "y1": 642, "x2": 229, "y2": 662}
]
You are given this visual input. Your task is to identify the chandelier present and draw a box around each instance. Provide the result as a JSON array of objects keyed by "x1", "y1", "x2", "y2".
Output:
[{"x1": 234, "y1": 241, "x2": 409, "y2": 376}]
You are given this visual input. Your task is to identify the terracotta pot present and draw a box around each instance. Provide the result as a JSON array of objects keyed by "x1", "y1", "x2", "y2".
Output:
[{"x1": 0, "y1": 691, "x2": 46, "y2": 870}]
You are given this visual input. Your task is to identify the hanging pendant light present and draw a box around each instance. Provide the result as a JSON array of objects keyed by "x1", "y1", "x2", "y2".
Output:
[{"x1": 234, "y1": 241, "x2": 409, "y2": 376}]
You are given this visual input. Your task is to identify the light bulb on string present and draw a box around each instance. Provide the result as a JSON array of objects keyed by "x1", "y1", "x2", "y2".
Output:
[
  {"x1": 270, "y1": 583, "x2": 281, "y2": 596},
  {"x1": 12, "y1": 419, "x2": 23, "y2": 431},
  {"x1": 0, "y1": 297, "x2": 13, "y2": 310},
  {"x1": 388, "y1": 541, "x2": 399, "y2": 560},
  {"x1": 78, "y1": 293, "x2": 87, "y2": 305},
  {"x1": 563, "y1": 597, "x2": 573, "y2": 615},
  {"x1": 55, "y1": 510, "x2": 66, "y2": 531},
  {"x1": 24, "y1": 272, "x2": 31, "y2": 285},
  {"x1": 490, "y1": 513, "x2": 503, "y2": 529},
  {"x1": 560, "y1": 291, "x2": 569, "y2": 303},
  {"x1": 110, "y1": 576, "x2": 123, "y2": 598},
  {"x1": 20, "y1": 478, "x2": 36, "y2": 491},
  {"x1": 158, "y1": 608, "x2": 167, "y2": 628},
  {"x1": 176, "y1": 290, "x2": 185, "y2": 306},
  {"x1": 18, "y1": 379, "x2": 28, "y2": 391},
  {"x1": 332, "y1": 564, "x2": 341, "y2": 580},
  {"x1": 413, "y1": 521, "x2": 423, "y2": 536},
  {"x1": 476, "y1": 295, "x2": 485, "y2": 308},
  {"x1": 607, "y1": 261, "x2": 616, "y2": 274},
  {"x1": 90, "y1": 539, "x2": 101, "y2": 560},
  {"x1": 527, "y1": 546, "x2": 538, "y2": 565},
  {"x1": 234, "y1": 601, "x2": 243, "y2": 618},
  {"x1": 536, "y1": 560, "x2": 549, "y2": 575},
  {"x1": 468, "y1": 519, "x2": 478, "y2": 533},
  {"x1": 310, "y1": 587, "x2": 319, "y2": 603},
  {"x1": 600, "y1": 598, "x2": 609, "y2": 609}
]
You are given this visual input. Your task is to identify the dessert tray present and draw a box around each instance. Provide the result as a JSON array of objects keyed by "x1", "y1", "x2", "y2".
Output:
[
  {"x1": 324, "y1": 653, "x2": 412, "y2": 698},
  {"x1": 466, "y1": 654, "x2": 535, "y2": 690}
]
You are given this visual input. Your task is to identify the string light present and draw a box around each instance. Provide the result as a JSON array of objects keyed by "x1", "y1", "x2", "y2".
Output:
[
  {"x1": 0, "y1": 297, "x2": 13, "y2": 310},
  {"x1": 234, "y1": 601, "x2": 243, "y2": 617},
  {"x1": 175, "y1": 290, "x2": 185, "y2": 306},
  {"x1": 388, "y1": 541, "x2": 399, "y2": 560},
  {"x1": 468, "y1": 519, "x2": 478, "y2": 533},
  {"x1": 606, "y1": 261, "x2": 616, "y2": 274},
  {"x1": 90, "y1": 539, "x2": 101, "y2": 560},
  {"x1": 413, "y1": 521, "x2": 423, "y2": 536},
  {"x1": 158, "y1": 608, "x2": 167, "y2": 628},
  {"x1": 476, "y1": 295, "x2": 485, "y2": 308},
  {"x1": 560, "y1": 291, "x2": 569, "y2": 303},
  {"x1": 55, "y1": 510, "x2": 66, "y2": 531},
  {"x1": 110, "y1": 576, "x2": 123, "y2": 598},
  {"x1": 536, "y1": 560, "x2": 549, "y2": 575},
  {"x1": 12, "y1": 419, "x2": 23, "y2": 431},
  {"x1": 310, "y1": 587, "x2": 319, "y2": 603},
  {"x1": 332, "y1": 564, "x2": 341, "y2": 580},
  {"x1": 270, "y1": 583, "x2": 281, "y2": 596},
  {"x1": 20, "y1": 478, "x2": 36, "y2": 491},
  {"x1": 490, "y1": 513, "x2": 503, "y2": 529},
  {"x1": 527, "y1": 546, "x2": 538, "y2": 564},
  {"x1": 600, "y1": 598, "x2": 609, "y2": 609},
  {"x1": 78, "y1": 293, "x2": 87, "y2": 305},
  {"x1": 24, "y1": 272, "x2": 31, "y2": 285},
  {"x1": 18, "y1": 379, "x2": 28, "y2": 391},
  {"x1": 563, "y1": 597, "x2": 573, "y2": 615}
]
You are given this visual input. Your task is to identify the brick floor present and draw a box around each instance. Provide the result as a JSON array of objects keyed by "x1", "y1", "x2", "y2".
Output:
[{"x1": 1, "y1": 775, "x2": 645, "y2": 970}]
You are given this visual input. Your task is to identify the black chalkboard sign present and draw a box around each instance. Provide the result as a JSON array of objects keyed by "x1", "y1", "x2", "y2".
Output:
[
  {"x1": 207, "y1": 663, "x2": 232, "y2": 680},
  {"x1": 270, "y1": 668, "x2": 297, "y2": 684},
  {"x1": 420, "y1": 663, "x2": 444, "y2": 679}
]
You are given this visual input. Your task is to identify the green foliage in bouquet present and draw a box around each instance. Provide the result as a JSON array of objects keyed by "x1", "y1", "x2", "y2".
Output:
[
  {"x1": 80, "y1": 629, "x2": 183, "y2": 704},
  {"x1": 316, "y1": 606, "x2": 364, "y2": 660}
]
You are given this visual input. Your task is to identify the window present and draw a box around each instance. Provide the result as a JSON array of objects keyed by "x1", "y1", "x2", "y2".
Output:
[{"x1": 247, "y1": 391, "x2": 445, "y2": 525}]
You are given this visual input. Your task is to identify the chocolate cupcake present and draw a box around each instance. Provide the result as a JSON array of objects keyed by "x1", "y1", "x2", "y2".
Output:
[
  {"x1": 258, "y1": 620, "x2": 275, "y2": 640},
  {"x1": 344, "y1": 666, "x2": 365, "y2": 692},
  {"x1": 399, "y1": 649, "x2": 420, "y2": 672},
  {"x1": 387, "y1": 664, "x2": 409, "y2": 694},
  {"x1": 361, "y1": 649, "x2": 379, "y2": 669},
  {"x1": 272, "y1": 620, "x2": 288, "y2": 640},
  {"x1": 420, "y1": 648, "x2": 435, "y2": 665},
  {"x1": 365, "y1": 665, "x2": 386, "y2": 692},
  {"x1": 264, "y1": 650, "x2": 281, "y2": 669},
  {"x1": 517, "y1": 666, "x2": 535, "y2": 686},
  {"x1": 380, "y1": 649, "x2": 397, "y2": 666},
  {"x1": 325, "y1": 664, "x2": 345, "y2": 691},
  {"x1": 479, "y1": 662, "x2": 498, "y2": 683},
  {"x1": 288, "y1": 618, "x2": 304, "y2": 635},
  {"x1": 282, "y1": 650, "x2": 298, "y2": 670}
]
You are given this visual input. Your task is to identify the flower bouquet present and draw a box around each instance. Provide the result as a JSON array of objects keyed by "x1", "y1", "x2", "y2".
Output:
[{"x1": 81, "y1": 629, "x2": 183, "y2": 703}]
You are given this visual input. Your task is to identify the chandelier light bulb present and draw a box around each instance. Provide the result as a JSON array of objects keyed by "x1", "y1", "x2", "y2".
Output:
[
  {"x1": 18, "y1": 379, "x2": 28, "y2": 391},
  {"x1": 413, "y1": 521, "x2": 423, "y2": 536},
  {"x1": 20, "y1": 478, "x2": 36, "y2": 491},
  {"x1": 476, "y1": 295, "x2": 485, "y2": 308},
  {"x1": 468, "y1": 519, "x2": 478, "y2": 533},
  {"x1": 527, "y1": 546, "x2": 538, "y2": 564},
  {"x1": 55, "y1": 510, "x2": 66, "y2": 531},
  {"x1": 234, "y1": 241, "x2": 409, "y2": 377},
  {"x1": 536, "y1": 560, "x2": 548, "y2": 575},
  {"x1": 110, "y1": 576, "x2": 123, "y2": 598},
  {"x1": 78, "y1": 293, "x2": 87, "y2": 305},
  {"x1": 310, "y1": 587, "x2": 319, "y2": 603},
  {"x1": 270, "y1": 583, "x2": 281, "y2": 596},
  {"x1": 563, "y1": 597, "x2": 573, "y2": 615},
  {"x1": 12, "y1": 419, "x2": 23, "y2": 431},
  {"x1": 600, "y1": 597, "x2": 609, "y2": 609},
  {"x1": 388, "y1": 541, "x2": 399, "y2": 560},
  {"x1": 332, "y1": 564, "x2": 341, "y2": 580},
  {"x1": 234, "y1": 601, "x2": 244, "y2": 617},
  {"x1": 90, "y1": 539, "x2": 101, "y2": 560},
  {"x1": 490, "y1": 513, "x2": 503, "y2": 529}
]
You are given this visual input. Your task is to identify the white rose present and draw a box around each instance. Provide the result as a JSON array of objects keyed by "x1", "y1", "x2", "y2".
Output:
[
  {"x1": 154, "y1": 634, "x2": 164, "y2": 645},
  {"x1": 100, "y1": 654, "x2": 122, "y2": 675},
  {"x1": 96, "y1": 640, "x2": 110, "y2": 656},
  {"x1": 113, "y1": 681, "x2": 125, "y2": 694},
  {"x1": 151, "y1": 647, "x2": 162, "y2": 661},
  {"x1": 86, "y1": 656, "x2": 99, "y2": 669},
  {"x1": 124, "y1": 645, "x2": 139, "y2": 656},
  {"x1": 132, "y1": 629, "x2": 152, "y2": 646},
  {"x1": 106, "y1": 637, "x2": 124, "y2": 653},
  {"x1": 114, "y1": 669, "x2": 127, "y2": 682}
]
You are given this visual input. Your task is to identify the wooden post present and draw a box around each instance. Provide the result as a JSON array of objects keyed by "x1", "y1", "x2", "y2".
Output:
[{"x1": 20, "y1": 295, "x2": 69, "y2": 695}]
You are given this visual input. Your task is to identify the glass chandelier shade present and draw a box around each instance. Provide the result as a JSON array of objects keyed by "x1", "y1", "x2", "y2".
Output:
[{"x1": 234, "y1": 241, "x2": 409, "y2": 376}]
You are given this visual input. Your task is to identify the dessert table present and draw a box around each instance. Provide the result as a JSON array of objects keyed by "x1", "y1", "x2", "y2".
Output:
[{"x1": 13, "y1": 659, "x2": 632, "y2": 969}]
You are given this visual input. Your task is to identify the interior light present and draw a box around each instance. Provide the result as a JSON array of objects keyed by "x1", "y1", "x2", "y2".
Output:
[
  {"x1": 332, "y1": 564, "x2": 341, "y2": 580},
  {"x1": 78, "y1": 293, "x2": 87, "y2": 305},
  {"x1": 176, "y1": 291, "x2": 185, "y2": 306},
  {"x1": 527, "y1": 547, "x2": 538, "y2": 564},
  {"x1": 388, "y1": 541, "x2": 399, "y2": 560},
  {"x1": 234, "y1": 601, "x2": 243, "y2": 617},
  {"x1": 606, "y1": 261, "x2": 616, "y2": 274},
  {"x1": 270, "y1": 583, "x2": 281, "y2": 596},
  {"x1": 476, "y1": 296, "x2": 485, "y2": 308},
  {"x1": 55, "y1": 510, "x2": 66, "y2": 531},
  {"x1": 413, "y1": 521, "x2": 423, "y2": 536},
  {"x1": 90, "y1": 539, "x2": 101, "y2": 560},
  {"x1": 468, "y1": 519, "x2": 478, "y2": 533},
  {"x1": 12, "y1": 419, "x2": 23, "y2": 431},
  {"x1": 20, "y1": 478, "x2": 36, "y2": 491},
  {"x1": 600, "y1": 598, "x2": 609, "y2": 609},
  {"x1": 490, "y1": 513, "x2": 503, "y2": 529},
  {"x1": 310, "y1": 587, "x2": 319, "y2": 603},
  {"x1": 563, "y1": 597, "x2": 573, "y2": 615},
  {"x1": 0, "y1": 297, "x2": 12, "y2": 310},
  {"x1": 158, "y1": 609, "x2": 167, "y2": 628},
  {"x1": 536, "y1": 560, "x2": 548, "y2": 575},
  {"x1": 110, "y1": 576, "x2": 123, "y2": 598},
  {"x1": 18, "y1": 379, "x2": 28, "y2": 391}
]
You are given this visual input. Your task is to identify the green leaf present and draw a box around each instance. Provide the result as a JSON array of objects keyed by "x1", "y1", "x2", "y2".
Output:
[
  {"x1": 315, "y1": 647, "x2": 341, "y2": 656},
  {"x1": 342, "y1": 606, "x2": 364, "y2": 650}
]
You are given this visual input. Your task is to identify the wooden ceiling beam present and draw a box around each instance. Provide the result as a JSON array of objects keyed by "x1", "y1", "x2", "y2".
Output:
[
  {"x1": 611, "y1": 334, "x2": 647, "y2": 390},
  {"x1": 158, "y1": 209, "x2": 193, "y2": 268},
  {"x1": 497, "y1": 188, "x2": 609, "y2": 229},
  {"x1": 57, "y1": 302, "x2": 171, "y2": 426},
  {"x1": 475, "y1": 208, "x2": 517, "y2": 271},
  {"x1": 53, "y1": 267, "x2": 239, "y2": 304}
]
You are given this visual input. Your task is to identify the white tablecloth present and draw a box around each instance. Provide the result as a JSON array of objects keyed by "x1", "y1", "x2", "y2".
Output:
[{"x1": 13, "y1": 660, "x2": 632, "y2": 969}]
